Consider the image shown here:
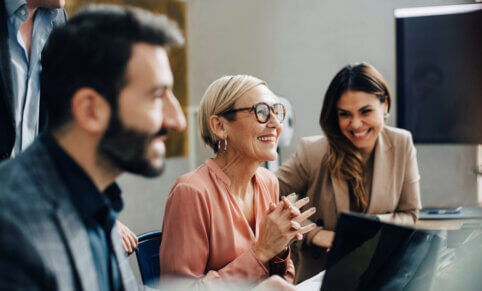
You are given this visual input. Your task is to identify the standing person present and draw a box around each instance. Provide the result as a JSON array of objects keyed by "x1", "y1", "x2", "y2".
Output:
[
  {"x1": 0, "y1": 5, "x2": 186, "y2": 290},
  {"x1": 276, "y1": 63, "x2": 422, "y2": 282},
  {"x1": 160, "y1": 75, "x2": 316, "y2": 287},
  {"x1": 0, "y1": 0, "x2": 67, "y2": 161}
]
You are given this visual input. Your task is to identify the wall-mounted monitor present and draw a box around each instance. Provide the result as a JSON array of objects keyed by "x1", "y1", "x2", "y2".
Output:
[{"x1": 395, "y1": 4, "x2": 482, "y2": 144}]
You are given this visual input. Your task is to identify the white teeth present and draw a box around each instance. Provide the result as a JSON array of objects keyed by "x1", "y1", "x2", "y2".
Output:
[
  {"x1": 258, "y1": 136, "x2": 275, "y2": 141},
  {"x1": 353, "y1": 130, "x2": 368, "y2": 137}
]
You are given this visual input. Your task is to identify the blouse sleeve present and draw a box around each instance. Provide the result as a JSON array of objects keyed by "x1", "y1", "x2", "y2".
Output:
[
  {"x1": 275, "y1": 139, "x2": 310, "y2": 197},
  {"x1": 377, "y1": 133, "x2": 422, "y2": 225},
  {"x1": 159, "y1": 183, "x2": 273, "y2": 286}
]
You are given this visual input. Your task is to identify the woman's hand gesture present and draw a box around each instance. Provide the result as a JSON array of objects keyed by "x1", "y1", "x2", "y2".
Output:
[{"x1": 253, "y1": 194, "x2": 316, "y2": 263}]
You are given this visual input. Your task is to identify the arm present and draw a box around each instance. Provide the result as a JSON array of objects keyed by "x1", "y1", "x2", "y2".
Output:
[
  {"x1": 275, "y1": 140, "x2": 311, "y2": 197},
  {"x1": 159, "y1": 183, "x2": 271, "y2": 285},
  {"x1": 377, "y1": 134, "x2": 421, "y2": 225},
  {"x1": 276, "y1": 140, "x2": 326, "y2": 248},
  {"x1": 309, "y1": 228, "x2": 335, "y2": 248}
]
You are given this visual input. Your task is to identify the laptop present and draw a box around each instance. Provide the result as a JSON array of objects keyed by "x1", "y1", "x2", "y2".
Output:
[{"x1": 320, "y1": 212, "x2": 442, "y2": 291}]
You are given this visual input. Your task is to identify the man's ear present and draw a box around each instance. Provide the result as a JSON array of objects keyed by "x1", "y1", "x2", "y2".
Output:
[
  {"x1": 71, "y1": 88, "x2": 111, "y2": 135},
  {"x1": 209, "y1": 115, "x2": 228, "y2": 140}
]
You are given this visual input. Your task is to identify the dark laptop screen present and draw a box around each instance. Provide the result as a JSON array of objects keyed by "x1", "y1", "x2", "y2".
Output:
[{"x1": 320, "y1": 212, "x2": 442, "y2": 291}]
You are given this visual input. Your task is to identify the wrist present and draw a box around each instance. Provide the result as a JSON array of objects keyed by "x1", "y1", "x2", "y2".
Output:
[
  {"x1": 275, "y1": 247, "x2": 290, "y2": 260},
  {"x1": 252, "y1": 244, "x2": 271, "y2": 264}
]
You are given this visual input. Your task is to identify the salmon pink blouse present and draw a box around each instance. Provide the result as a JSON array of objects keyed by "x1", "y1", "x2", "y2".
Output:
[{"x1": 159, "y1": 159, "x2": 295, "y2": 286}]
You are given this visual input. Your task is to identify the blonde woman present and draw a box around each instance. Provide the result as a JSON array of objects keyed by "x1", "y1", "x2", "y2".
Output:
[
  {"x1": 276, "y1": 63, "x2": 422, "y2": 282},
  {"x1": 159, "y1": 75, "x2": 316, "y2": 286}
]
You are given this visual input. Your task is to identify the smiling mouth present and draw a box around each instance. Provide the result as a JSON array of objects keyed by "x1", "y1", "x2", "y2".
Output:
[
  {"x1": 257, "y1": 136, "x2": 276, "y2": 143},
  {"x1": 351, "y1": 129, "x2": 371, "y2": 138}
]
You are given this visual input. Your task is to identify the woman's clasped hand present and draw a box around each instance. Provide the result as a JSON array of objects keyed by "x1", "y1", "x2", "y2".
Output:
[{"x1": 253, "y1": 193, "x2": 316, "y2": 263}]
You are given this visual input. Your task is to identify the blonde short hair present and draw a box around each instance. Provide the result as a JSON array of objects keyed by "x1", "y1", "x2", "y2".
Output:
[{"x1": 198, "y1": 75, "x2": 266, "y2": 153}]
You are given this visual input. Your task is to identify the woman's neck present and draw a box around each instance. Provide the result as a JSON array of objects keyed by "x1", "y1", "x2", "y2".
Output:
[
  {"x1": 361, "y1": 151, "x2": 370, "y2": 163},
  {"x1": 360, "y1": 150, "x2": 375, "y2": 171},
  {"x1": 213, "y1": 153, "x2": 260, "y2": 199}
]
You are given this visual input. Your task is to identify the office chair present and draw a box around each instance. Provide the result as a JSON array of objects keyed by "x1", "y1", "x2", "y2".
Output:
[{"x1": 135, "y1": 230, "x2": 163, "y2": 287}]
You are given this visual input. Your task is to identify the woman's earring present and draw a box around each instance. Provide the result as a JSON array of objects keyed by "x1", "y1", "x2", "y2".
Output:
[
  {"x1": 224, "y1": 139, "x2": 228, "y2": 151},
  {"x1": 217, "y1": 140, "x2": 221, "y2": 152},
  {"x1": 384, "y1": 112, "x2": 390, "y2": 120}
]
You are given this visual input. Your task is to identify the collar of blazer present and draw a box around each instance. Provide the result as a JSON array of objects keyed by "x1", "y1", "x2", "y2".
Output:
[{"x1": 331, "y1": 127, "x2": 394, "y2": 216}]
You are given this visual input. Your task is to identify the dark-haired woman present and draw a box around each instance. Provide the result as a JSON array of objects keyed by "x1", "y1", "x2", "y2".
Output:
[{"x1": 276, "y1": 63, "x2": 421, "y2": 282}]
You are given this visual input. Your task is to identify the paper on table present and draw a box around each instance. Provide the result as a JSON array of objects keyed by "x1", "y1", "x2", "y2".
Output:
[{"x1": 296, "y1": 271, "x2": 326, "y2": 291}]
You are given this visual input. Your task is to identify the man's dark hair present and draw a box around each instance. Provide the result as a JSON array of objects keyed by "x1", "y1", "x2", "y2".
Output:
[{"x1": 40, "y1": 4, "x2": 184, "y2": 131}]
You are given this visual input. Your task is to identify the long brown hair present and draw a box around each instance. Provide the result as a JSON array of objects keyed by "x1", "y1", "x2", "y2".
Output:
[{"x1": 319, "y1": 63, "x2": 391, "y2": 212}]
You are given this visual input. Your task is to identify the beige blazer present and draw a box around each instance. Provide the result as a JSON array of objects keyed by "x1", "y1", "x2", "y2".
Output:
[{"x1": 275, "y1": 126, "x2": 422, "y2": 282}]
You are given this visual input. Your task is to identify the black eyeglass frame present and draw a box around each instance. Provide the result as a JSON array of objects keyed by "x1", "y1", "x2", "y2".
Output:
[{"x1": 221, "y1": 102, "x2": 286, "y2": 124}]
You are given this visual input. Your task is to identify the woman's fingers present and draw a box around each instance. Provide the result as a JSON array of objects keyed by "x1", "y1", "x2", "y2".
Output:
[
  {"x1": 299, "y1": 223, "x2": 317, "y2": 234},
  {"x1": 293, "y1": 207, "x2": 316, "y2": 224},
  {"x1": 266, "y1": 201, "x2": 285, "y2": 220},
  {"x1": 288, "y1": 224, "x2": 315, "y2": 245},
  {"x1": 260, "y1": 195, "x2": 317, "y2": 256},
  {"x1": 296, "y1": 233, "x2": 303, "y2": 241},
  {"x1": 285, "y1": 193, "x2": 297, "y2": 202},
  {"x1": 281, "y1": 196, "x2": 293, "y2": 210},
  {"x1": 293, "y1": 197, "x2": 310, "y2": 209},
  {"x1": 280, "y1": 193, "x2": 297, "y2": 209},
  {"x1": 280, "y1": 197, "x2": 301, "y2": 220},
  {"x1": 280, "y1": 196, "x2": 312, "y2": 220},
  {"x1": 290, "y1": 220, "x2": 301, "y2": 230}
]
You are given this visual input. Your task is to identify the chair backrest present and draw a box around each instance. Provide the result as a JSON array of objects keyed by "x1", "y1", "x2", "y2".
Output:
[{"x1": 135, "y1": 230, "x2": 162, "y2": 287}]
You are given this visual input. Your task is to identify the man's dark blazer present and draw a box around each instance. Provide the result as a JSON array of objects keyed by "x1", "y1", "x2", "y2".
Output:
[
  {"x1": 0, "y1": 1, "x2": 67, "y2": 161},
  {"x1": 0, "y1": 138, "x2": 145, "y2": 290}
]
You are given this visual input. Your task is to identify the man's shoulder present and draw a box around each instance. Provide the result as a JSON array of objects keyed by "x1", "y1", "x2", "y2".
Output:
[
  {"x1": 0, "y1": 140, "x2": 88, "y2": 290},
  {"x1": 0, "y1": 144, "x2": 61, "y2": 271},
  {"x1": 0, "y1": 140, "x2": 56, "y2": 209}
]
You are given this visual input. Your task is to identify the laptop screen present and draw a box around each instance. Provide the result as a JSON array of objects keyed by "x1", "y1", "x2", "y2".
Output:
[{"x1": 320, "y1": 212, "x2": 442, "y2": 291}]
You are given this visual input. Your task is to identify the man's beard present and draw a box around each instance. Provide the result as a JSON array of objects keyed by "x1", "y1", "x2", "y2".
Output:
[{"x1": 98, "y1": 112, "x2": 166, "y2": 177}]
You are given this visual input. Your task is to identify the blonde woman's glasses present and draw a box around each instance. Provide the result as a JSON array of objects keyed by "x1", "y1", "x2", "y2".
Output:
[{"x1": 222, "y1": 102, "x2": 286, "y2": 124}]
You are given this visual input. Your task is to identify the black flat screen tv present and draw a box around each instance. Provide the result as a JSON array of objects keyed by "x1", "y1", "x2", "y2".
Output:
[{"x1": 395, "y1": 4, "x2": 482, "y2": 144}]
